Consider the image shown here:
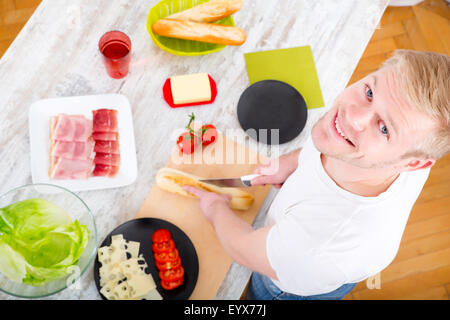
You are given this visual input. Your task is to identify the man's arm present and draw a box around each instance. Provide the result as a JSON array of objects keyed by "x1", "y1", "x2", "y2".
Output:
[
  {"x1": 183, "y1": 186, "x2": 278, "y2": 280},
  {"x1": 181, "y1": 148, "x2": 302, "y2": 280}
]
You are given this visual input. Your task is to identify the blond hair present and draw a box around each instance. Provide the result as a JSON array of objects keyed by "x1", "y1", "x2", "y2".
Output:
[{"x1": 382, "y1": 50, "x2": 450, "y2": 160}]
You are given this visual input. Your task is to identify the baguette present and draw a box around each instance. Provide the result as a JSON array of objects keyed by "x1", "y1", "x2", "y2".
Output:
[
  {"x1": 156, "y1": 167, "x2": 254, "y2": 211},
  {"x1": 166, "y1": 0, "x2": 243, "y2": 23},
  {"x1": 152, "y1": 18, "x2": 246, "y2": 46}
]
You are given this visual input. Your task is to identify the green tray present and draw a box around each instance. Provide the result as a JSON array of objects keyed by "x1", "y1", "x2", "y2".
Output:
[{"x1": 147, "y1": 0, "x2": 235, "y2": 56}]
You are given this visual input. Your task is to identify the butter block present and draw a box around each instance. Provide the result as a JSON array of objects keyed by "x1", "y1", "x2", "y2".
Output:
[{"x1": 170, "y1": 73, "x2": 211, "y2": 105}]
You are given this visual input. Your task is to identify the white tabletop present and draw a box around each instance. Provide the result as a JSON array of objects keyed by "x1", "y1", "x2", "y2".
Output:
[{"x1": 0, "y1": 0, "x2": 388, "y2": 300}]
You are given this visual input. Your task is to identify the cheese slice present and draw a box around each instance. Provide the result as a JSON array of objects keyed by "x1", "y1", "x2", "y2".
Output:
[
  {"x1": 110, "y1": 235, "x2": 127, "y2": 265},
  {"x1": 126, "y1": 272, "x2": 157, "y2": 298},
  {"x1": 137, "y1": 288, "x2": 162, "y2": 300},
  {"x1": 126, "y1": 241, "x2": 140, "y2": 258},
  {"x1": 100, "y1": 286, "x2": 116, "y2": 300},
  {"x1": 97, "y1": 234, "x2": 162, "y2": 300},
  {"x1": 118, "y1": 257, "x2": 147, "y2": 278},
  {"x1": 113, "y1": 281, "x2": 131, "y2": 300},
  {"x1": 98, "y1": 246, "x2": 112, "y2": 265},
  {"x1": 170, "y1": 73, "x2": 211, "y2": 105}
]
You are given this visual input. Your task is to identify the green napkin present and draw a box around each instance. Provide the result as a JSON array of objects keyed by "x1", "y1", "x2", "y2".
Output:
[{"x1": 244, "y1": 46, "x2": 324, "y2": 109}]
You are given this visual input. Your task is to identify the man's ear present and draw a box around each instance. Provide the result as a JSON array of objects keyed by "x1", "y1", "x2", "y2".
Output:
[{"x1": 403, "y1": 159, "x2": 436, "y2": 172}]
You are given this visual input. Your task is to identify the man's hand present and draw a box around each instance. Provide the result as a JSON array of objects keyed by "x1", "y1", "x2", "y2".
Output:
[
  {"x1": 183, "y1": 186, "x2": 231, "y2": 223},
  {"x1": 183, "y1": 185, "x2": 278, "y2": 280},
  {"x1": 251, "y1": 148, "x2": 302, "y2": 188}
]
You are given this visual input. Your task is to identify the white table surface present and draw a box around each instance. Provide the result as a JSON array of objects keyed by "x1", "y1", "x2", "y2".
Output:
[{"x1": 0, "y1": 0, "x2": 388, "y2": 300}]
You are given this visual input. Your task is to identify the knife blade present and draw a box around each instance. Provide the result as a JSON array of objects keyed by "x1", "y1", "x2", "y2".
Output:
[{"x1": 199, "y1": 174, "x2": 261, "y2": 188}]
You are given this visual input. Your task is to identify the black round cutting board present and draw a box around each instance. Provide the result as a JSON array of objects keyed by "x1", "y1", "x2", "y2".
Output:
[
  {"x1": 93, "y1": 217, "x2": 199, "y2": 300},
  {"x1": 237, "y1": 80, "x2": 308, "y2": 144}
]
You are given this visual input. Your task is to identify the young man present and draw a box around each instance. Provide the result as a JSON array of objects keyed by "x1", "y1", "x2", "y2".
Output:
[{"x1": 184, "y1": 50, "x2": 450, "y2": 300}]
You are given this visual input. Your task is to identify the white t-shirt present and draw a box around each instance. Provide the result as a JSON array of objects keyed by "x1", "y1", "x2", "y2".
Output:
[{"x1": 265, "y1": 136, "x2": 430, "y2": 296}]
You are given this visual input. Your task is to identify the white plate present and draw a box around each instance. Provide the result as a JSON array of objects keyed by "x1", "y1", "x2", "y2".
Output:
[{"x1": 29, "y1": 94, "x2": 138, "y2": 192}]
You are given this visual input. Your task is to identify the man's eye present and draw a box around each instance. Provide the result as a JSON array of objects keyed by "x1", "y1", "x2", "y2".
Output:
[
  {"x1": 365, "y1": 86, "x2": 373, "y2": 100},
  {"x1": 379, "y1": 122, "x2": 389, "y2": 136}
]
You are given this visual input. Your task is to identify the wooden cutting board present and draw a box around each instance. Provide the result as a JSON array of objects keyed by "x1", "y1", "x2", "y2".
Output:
[{"x1": 135, "y1": 133, "x2": 271, "y2": 299}]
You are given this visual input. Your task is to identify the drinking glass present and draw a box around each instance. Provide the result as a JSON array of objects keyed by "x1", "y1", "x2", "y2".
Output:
[{"x1": 98, "y1": 30, "x2": 131, "y2": 79}]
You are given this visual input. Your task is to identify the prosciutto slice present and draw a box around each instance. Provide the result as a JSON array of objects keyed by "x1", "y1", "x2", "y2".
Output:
[
  {"x1": 93, "y1": 109, "x2": 118, "y2": 133},
  {"x1": 92, "y1": 132, "x2": 119, "y2": 141},
  {"x1": 92, "y1": 109, "x2": 120, "y2": 178},
  {"x1": 94, "y1": 153, "x2": 121, "y2": 166},
  {"x1": 94, "y1": 140, "x2": 120, "y2": 154},
  {"x1": 51, "y1": 140, "x2": 94, "y2": 160},
  {"x1": 50, "y1": 114, "x2": 92, "y2": 142},
  {"x1": 49, "y1": 157, "x2": 93, "y2": 180},
  {"x1": 92, "y1": 164, "x2": 119, "y2": 177}
]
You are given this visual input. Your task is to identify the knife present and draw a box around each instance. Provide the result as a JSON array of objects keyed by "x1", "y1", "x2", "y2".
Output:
[{"x1": 199, "y1": 174, "x2": 261, "y2": 188}]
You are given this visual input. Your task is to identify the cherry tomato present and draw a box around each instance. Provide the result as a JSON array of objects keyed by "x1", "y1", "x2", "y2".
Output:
[
  {"x1": 152, "y1": 239, "x2": 175, "y2": 254},
  {"x1": 161, "y1": 278, "x2": 183, "y2": 290},
  {"x1": 159, "y1": 266, "x2": 184, "y2": 282},
  {"x1": 177, "y1": 132, "x2": 198, "y2": 154},
  {"x1": 200, "y1": 124, "x2": 217, "y2": 147},
  {"x1": 152, "y1": 229, "x2": 171, "y2": 243},
  {"x1": 156, "y1": 256, "x2": 181, "y2": 271},
  {"x1": 154, "y1": 248, "x2": 179, "y2": 264}
]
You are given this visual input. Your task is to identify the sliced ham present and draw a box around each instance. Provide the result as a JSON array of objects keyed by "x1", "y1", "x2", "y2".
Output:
[
  {"x1": 92, "y1": 109, "x2": 120, "y2": 179},
  {"x1": 94, "y1": 140, "x2": 120, "y2": 154},
  {"x1": 51, "y1": 140, "x2": 94, "y2": 160},
  {"x1": 94, "y1": 152, "x2": 121, "y2": 166},
  {"x1": 92, "y1": 132, "x2": 119, "y2": 141},
  {"x1": 49, "y1": 114, "x2": 94, "y2": 180},
  {"x1": 48, "y1": 110, "x2": 123, "y2": 180},
  {"x1": 51, "y1": 114, "x2": 92, "y2": 142},
  {"x1": 49, "y1": 157, "x2": 93, "y2": 180},
  {"x1": 93, "y1": 109, "x2": 118, "y2": 133},
  {"x1": 92, "y1": 164, "x2": 119, "y2": 177}
]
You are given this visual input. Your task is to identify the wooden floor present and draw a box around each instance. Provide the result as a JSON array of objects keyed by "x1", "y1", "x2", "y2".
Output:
[
  {"x1": 1, "y1": 0, "x2": 449, "y2": 300},
  {"x1": 0, "y1": 0, "x2": 40, "y2": 56}
]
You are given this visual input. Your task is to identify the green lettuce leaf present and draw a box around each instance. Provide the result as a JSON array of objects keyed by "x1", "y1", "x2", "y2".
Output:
[{"x1": 0, "y1": 198, "x2": 89, "y2": 286}]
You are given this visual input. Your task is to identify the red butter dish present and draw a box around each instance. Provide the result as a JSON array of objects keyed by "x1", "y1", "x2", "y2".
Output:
[{"x1": 162, "y1": 74, "x2": 217, "y2": 108}]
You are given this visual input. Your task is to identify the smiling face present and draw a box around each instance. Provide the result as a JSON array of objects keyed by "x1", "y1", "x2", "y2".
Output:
[{"x1": 311, "y1": 65, "x2": 437, "y2": 170}]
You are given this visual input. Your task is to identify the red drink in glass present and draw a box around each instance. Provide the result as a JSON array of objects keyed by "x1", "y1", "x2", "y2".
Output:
[{"x1": 99, "y1": 31, "x2": 131, "y2": 79}]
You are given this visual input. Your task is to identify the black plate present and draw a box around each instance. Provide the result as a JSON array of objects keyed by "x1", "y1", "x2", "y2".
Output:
[
  {"x1": 93, "y1": 218, "x2": 199, "y2": 300},
  {"x1": 237, "y1": 80, "x2": 308, "y2": 144}
]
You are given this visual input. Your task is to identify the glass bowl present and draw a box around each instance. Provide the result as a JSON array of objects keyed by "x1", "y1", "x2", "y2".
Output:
[
  {"x1": 0, "y1": 184, "x2": 97, "y2": 298},
  {"x1": 146, "y1": 0, "x2": 235, "y2": 56}
]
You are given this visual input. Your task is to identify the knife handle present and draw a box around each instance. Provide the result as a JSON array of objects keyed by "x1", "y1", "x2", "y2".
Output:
[{"x1": 241, "y1": 174, "x2": 261, "y2": 187}]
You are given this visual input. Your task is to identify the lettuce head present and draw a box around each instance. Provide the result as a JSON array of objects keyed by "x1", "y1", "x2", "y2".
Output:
[{"x1": 0, "y1": 198, "x2": 89, "y2": 286}]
